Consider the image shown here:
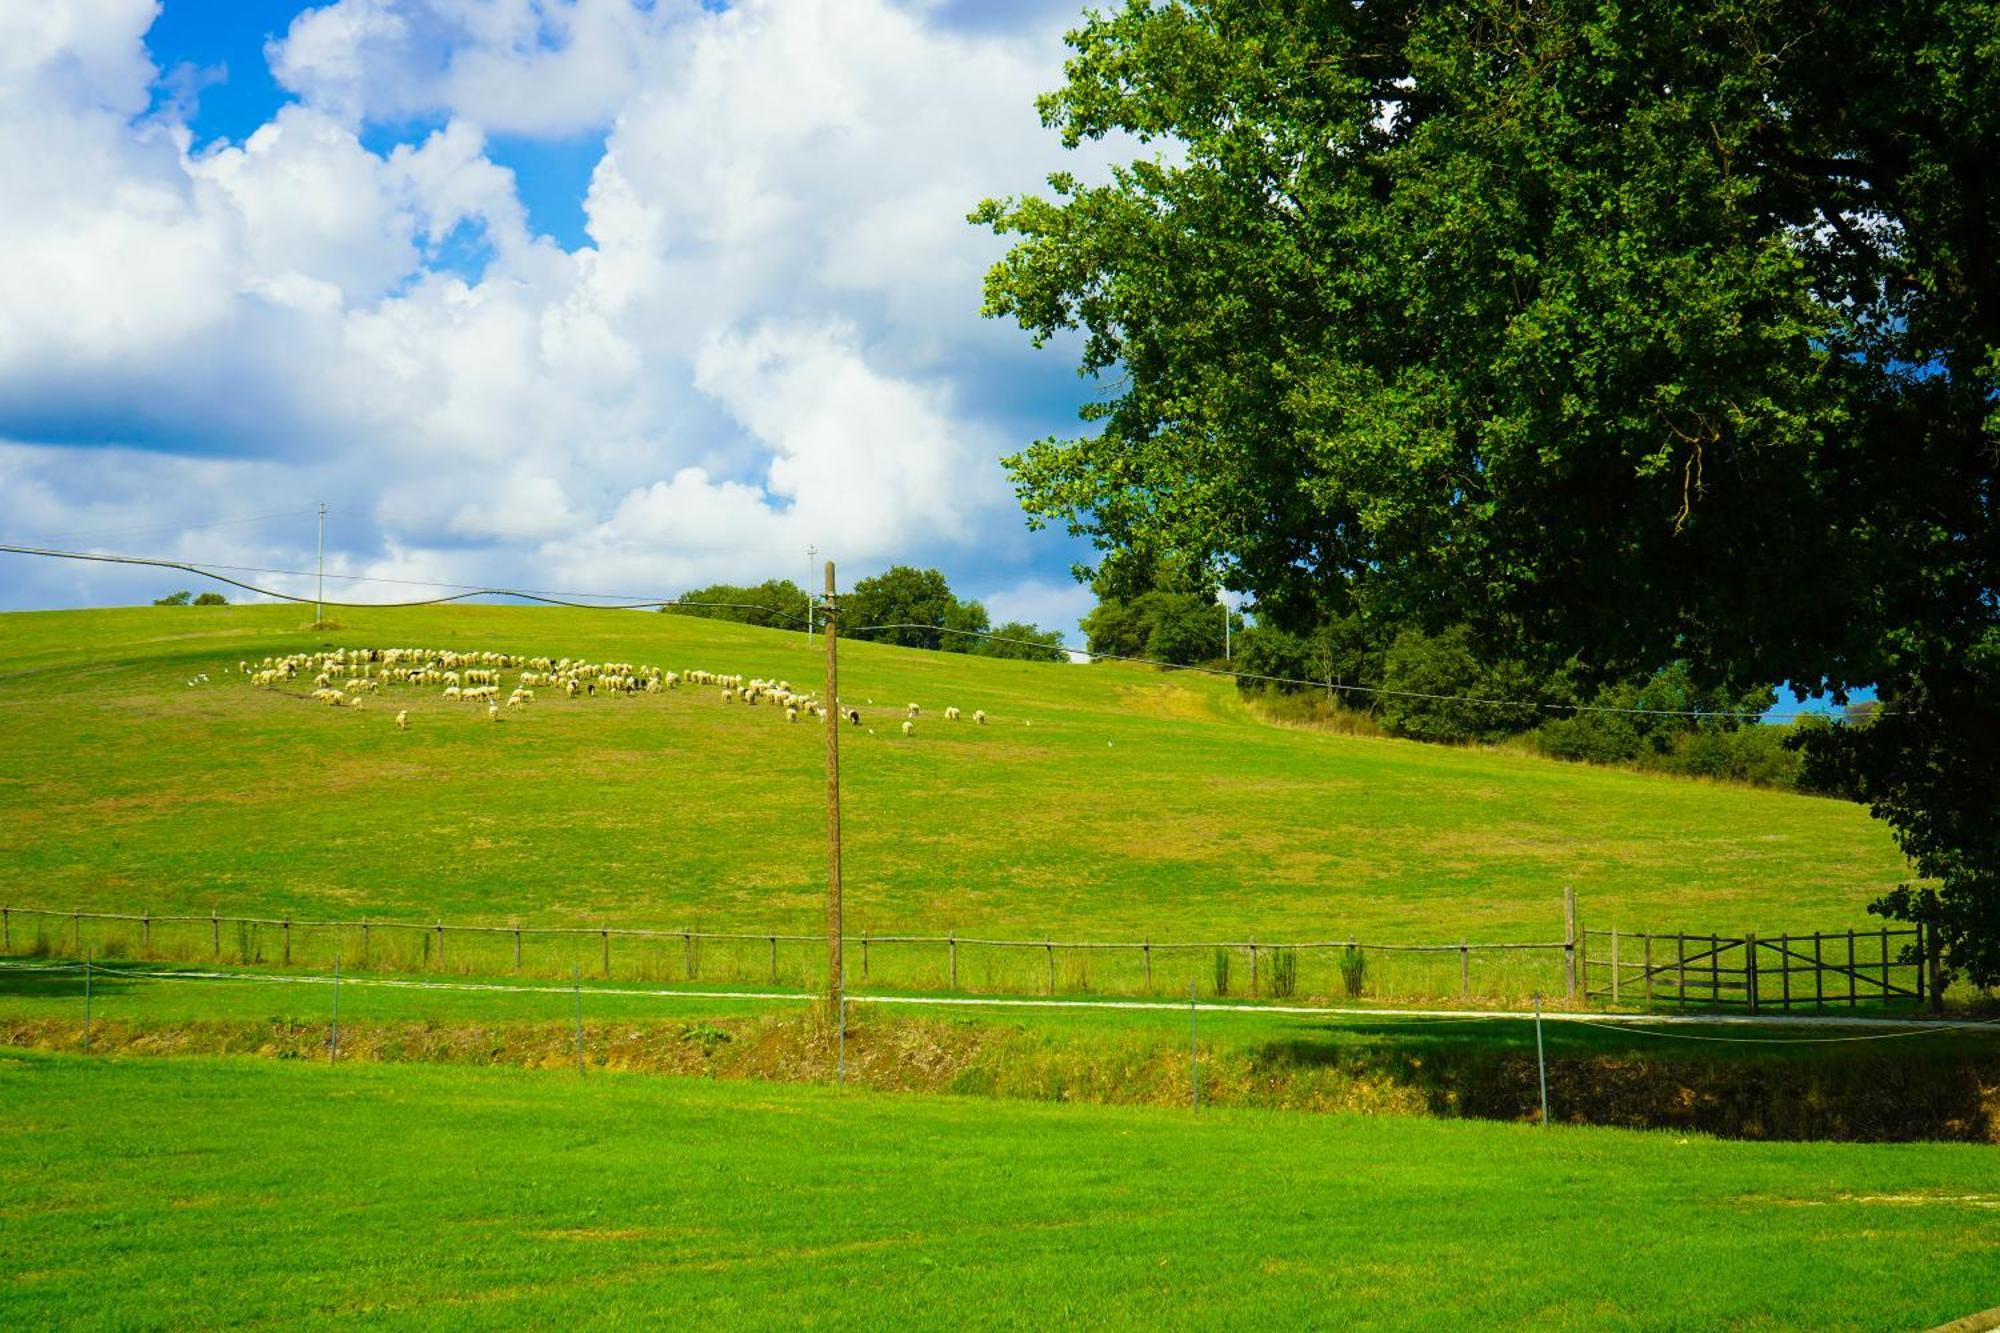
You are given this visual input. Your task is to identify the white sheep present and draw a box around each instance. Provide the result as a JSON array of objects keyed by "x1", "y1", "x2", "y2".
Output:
[
  {"x1": 944, "y1": 706, "x2": 961, "y2": 721},
  {"x1": 901, "y1": 719, "x2": 914, "y2": 737},
  {"x1": 487, "y1": 701, "x2": 500, "y2": 722},
  {"x1": 974, "y1": 710, "x2": 987, "y2": 725},
  {"x1": 395, "y1": 710, "x2": 409, "y2": 731},
  {"x1": 907, "y1": 702, "x2": 921, "y2": 718},
  {"x1": 785, "y1": 707, "x2": 799, "y2": 723}
]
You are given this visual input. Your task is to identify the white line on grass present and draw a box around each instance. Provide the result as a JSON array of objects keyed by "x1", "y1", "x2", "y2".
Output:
[{"x1": 4, "y1": 959, "x2": 1990, "y2": 1036}]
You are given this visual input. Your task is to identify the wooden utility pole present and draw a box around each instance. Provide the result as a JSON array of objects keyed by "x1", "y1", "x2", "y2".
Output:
[{"x1": 823, "y1": 561, "x2": 843, "y2": 1019}]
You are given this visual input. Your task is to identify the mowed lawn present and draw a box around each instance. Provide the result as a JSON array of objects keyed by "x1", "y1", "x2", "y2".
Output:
[
  {"x1": 0, "y1": 604, "x2": 1909, "y2": 945},
  {"x1": 0, "y1": 1050, "x2": 1994, "y2": 1329}
]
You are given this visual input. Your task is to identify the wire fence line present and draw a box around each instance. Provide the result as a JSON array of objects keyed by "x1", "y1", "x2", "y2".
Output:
[
  {"x1": 3, "y1": 903, "x2": 1577, "y2": 1004},
  {"x1": 0, "y1": 902, "x2": 1943, "y2": 1014}
]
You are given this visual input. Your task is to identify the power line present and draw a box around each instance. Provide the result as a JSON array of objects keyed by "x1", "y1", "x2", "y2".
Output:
[
  {"x1": 0, "y1": 541, "x2": 1869, "y2": 721},
  {"x1": 840, "y1": 622, "x2": 1859, "y2": 721},
  {"x1": 0, "y1": 542, "x2": 807, "y2": 621}
]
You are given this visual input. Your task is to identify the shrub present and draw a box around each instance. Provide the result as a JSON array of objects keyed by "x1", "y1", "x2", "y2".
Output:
[
  {"x1": 1339, "y1": 945, "x2": 1366, "y2": 998},
  {"x1": 1267, "y1": 947, "x2": 1297, "y2": 999},
  {"x1": 192, "y1": 592, "x2": 227, "y2": 606},
  {"x1": 153, "y1": 590, "x2": 191, "y2": 606}
]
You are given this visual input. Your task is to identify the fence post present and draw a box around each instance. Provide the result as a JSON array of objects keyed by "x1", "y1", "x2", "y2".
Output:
[
  {"x1": 1813, "y1": 932, "x2": 1824, "y2": 1011},
  {"x1": 1642, "y1": 934, "x2": 1654, "y2": 1005},
  {"x1": 1878, "y1": 926, "x2": 1890, "y2": 1000},
  {"x1": 1847, "y1": 929, "x2": 1857, "y2": 1007},
  {"x1": 514, "y1": 928, "x2": 522, "y2": 973},
  {"x1": 948, "y1": 933, "x2": 957, "y2": 991},
  {"x1": 2, "y1": 907, "x2": 9, "y2": 952},
  {"x1": 771, "y1": 935, "x2": 779, "y2": 983},
  {"x1": 83, "y1": 951, "x2": 92, "y2": 1053},
  {"x1": 1779, "y1": 933, "x2": 1790, "y2": 1010},
  {"x1": 73, "y1": 909, "x2": 81, "y2": 954},
  {"x1": 329, "y1": 957, "x2": 340, "y2": 1064},
  {"x1": 683, "y1": 930, "x2": 693, "y2": 979},
  {"x1": 1460, "y1": 942, "x2": 1469, "y2": 998},
  {"x1": 1143, "y1": 939, "x2": 1152, "y2": 992},
  {"x1": 1563, "y1": 888, "x2": 1578, "y2": 1003},
  {"x1": 1709, "y1": 933, "x2": 1720, "y2": 1005},
  {"x1": 435, "y1": 921, "x2": 445, "y2": 970},
  {"x1": 1745, "y1": 931, "x2": 1759, "y2": 1014},
  {"x1": 212, "y1": 911, "x2": 220, "y2": 957},
  {"x1": 1250, "y1": 942, "x2": 1259, "y2": 998},
  {"x1": 1046, "y1": 941, "x2": 1055, "y2": 994},
  {"x1": 1929, "y1": 924, "x2": 1945, "y2": 1015},
  {"x1": 361, "y1": 920, "x2": 371, "y2": 966},
  {"x1": 601, "y1": 928, "x2": 611, "y2": 977},
  {"x1": 283, "y1": 919, "x2": 291, "y2": 967},
  {"x1": 1611, "y1": 927, "x2": 1620, "y2": 1005},
  {"x1": 861, "y1": 932, "x2": 870, "y2": 982},
  {"x1": 142, "y1": 911, "x2": 151, "y2": 954}
]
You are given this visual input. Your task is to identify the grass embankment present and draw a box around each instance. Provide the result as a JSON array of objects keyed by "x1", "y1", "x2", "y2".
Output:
[
  {"x1": 2, "y1": 1051, "x2": 1996, "y2": 1328},
  {"x1": 5, "y1": 961, "x2": 1994, "y2": 1141},
  {"x1": 0, "y1": 604, "x2": 1911, "y2": 1000}
]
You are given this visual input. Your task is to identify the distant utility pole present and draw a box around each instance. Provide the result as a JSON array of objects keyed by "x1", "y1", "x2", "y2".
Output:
[
  {"x1": 806, "y1": 544, "x2": 817, "y2": 639},
  {"x1": 822, "y1": 560, "x2": 842, "y2": 1022},
  {"x1": 315, "y1": 502, "x2": 327, "y2": 626}
]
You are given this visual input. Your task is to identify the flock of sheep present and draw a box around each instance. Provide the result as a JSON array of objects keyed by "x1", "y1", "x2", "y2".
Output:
[{"x1": 241, "y1": 646, "x2": 1001, "y2": 737}]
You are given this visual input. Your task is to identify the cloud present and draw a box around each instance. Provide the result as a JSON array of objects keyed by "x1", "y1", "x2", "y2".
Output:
[
  {"x1": 981, "y1": 576, "x2": 1096, "y2": 642},
  {"x1": 0, "y1": 0, "x2": 1112, "y2": 613}
]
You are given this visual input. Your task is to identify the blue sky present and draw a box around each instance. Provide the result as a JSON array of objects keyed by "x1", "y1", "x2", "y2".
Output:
[{"x1": 0, "y1": 0, "x2": 1105, "y2": 637}]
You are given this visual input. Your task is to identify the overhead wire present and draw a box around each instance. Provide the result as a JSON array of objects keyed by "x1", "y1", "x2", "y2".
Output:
[{"x1": 0, "y1": 541, "x2": 1861, "y2": 720}]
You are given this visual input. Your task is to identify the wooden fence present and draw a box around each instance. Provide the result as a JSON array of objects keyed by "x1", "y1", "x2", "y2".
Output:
[
  {"x1": 0, "y1": 904, "x2": 1566, "y2": 1001},
  {"x1": 1581, "y1": 925, "x2": 1941, "y2": 1013}
]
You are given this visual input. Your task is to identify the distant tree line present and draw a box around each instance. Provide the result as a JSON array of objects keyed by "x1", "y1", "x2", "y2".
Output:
[
  {"x1": 1076, "y1": 554, "x2": 1858, "y2": 797},
  {"x1": 662, "y1": 566, "x2": 1067, "y2": 663},
  {"x1": 154, "y1": 590, "x2": 227, "y2": 606}
]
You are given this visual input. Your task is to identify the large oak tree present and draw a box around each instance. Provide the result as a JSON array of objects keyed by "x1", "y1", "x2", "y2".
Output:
[{"x1": 974, "y1": 1, "x2": 2000, "y2": 978}]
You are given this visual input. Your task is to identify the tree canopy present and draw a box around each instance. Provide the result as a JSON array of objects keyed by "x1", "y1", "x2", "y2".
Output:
[{"x1": 975, "y1": 1, "x2": 2000, "y2": 978}]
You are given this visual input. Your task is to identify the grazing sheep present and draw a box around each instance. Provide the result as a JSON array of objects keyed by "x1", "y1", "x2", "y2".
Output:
[
  {"x1": 395, "y1": 710, "x2": 409, "y2": 731},
  {"x1": 901, "y1": 719, "x2": 914, "y2": 737},
  {"x1": 487, "y1": 701, "x2": 500, "y2": 722},
  {"x1": 845, "y1": 708, "x2": 862, "y2": 726},
  {"x1": 907, "y1": 703, "x2": 920, "y2": 718},
  {"x1": 944, "y1": 706, "x2": 961, "y2": 721},
  {"x1": 973, "y1": 710, "x2": 987, "y2": 725}
]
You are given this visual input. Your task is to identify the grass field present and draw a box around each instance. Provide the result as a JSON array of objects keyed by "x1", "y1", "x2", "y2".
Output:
[
  {"x1": 0, "y1": 604, "x2": 1910, "y2": 972},
  {"x1": 2, "y1": 1050, "x2": 1995, "y2": 1328}
]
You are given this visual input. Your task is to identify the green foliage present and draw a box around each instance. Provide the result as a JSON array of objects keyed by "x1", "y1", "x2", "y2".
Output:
[
  {"x1": 1339, "y1": 945, "x2": 1366, "y2": 999},
  {"x1": 664, "y1": 580, "x2": 808, "y2": 631},
  {"x1": 845, "y1": 566, "x2": 967, "y2": 651},
  {"x1": 975, "y1": 621, "x2": 1067, "y2": 663},
  {"x1": 1081, "y1": 559, "x2": 1235, "y2": 664},
  {"x1": 152, "y1": 591, "x2": 191, "y2": 606},
  {"x1": 1267, "y1": 946, "x2": 1297, "y2": 999},
  {"x1": 192, "y1": 592, "x2": 227, "y2": 606},
  {"x1": 1377, "y1": 628, "x2": 1540, "y2": 744},
  {"x1": 977, "y1": 0, "x2": 2000, "y2": 975}
]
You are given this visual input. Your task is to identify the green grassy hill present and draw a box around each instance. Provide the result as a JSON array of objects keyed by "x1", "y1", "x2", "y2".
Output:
[{"x1": 0, "y1": 604, "x2": 1908, "y2": 950}]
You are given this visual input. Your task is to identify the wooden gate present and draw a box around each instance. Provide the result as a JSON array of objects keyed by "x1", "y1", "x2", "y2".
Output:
[{"x1": 1581, "y1": 925, "x2": 1932, "y2": 1012}]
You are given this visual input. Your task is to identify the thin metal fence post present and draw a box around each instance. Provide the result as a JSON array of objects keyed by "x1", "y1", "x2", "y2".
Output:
[
  {"x1": 514, "y1": 928, "x2": 522, "y2": 972},
  {"x1": 1847, "y1": 929, "x2": 1857, "y2": 1007},
  {"x1": 1676, "y1": 932, "x2": 1687, "y2": 1010},
  {"x1": 83, "y1": 950, "x2": 92, "y2": 1053},
  {"x1": 73, "y1": 909, "x2": 80, "y2": 954},
  {"x1": 362, "y1": 920, "x2": 370, "y2": 966},
  {"x1": 1046, "y1": 941, "x2": 1054, "y2": 994},
  {"x1": 1745, "y1": 931, "x2": 1759, "y2": 1014},
  {"x1": 142, "y1": 911, "x2": 151, "y2": 954},
  {"x1": 1563, "y1": 888, "x2": 1578, "y2": 1003},
  {"x1": 601, "y1": 928, "x2": 610, "y2": 978},
  {"x1": 948, "y1": 933, "x2": 957, "y2": 990},
  {"x1": 1709, "y1": 933, "x2": 1719, "y2": 1005},
  {"x1": 1929, "y1": 923, "x2": 1946, "y2": 1016},
  {"x1": 330, "y1": 958, "x2": 340, "y2": 1064},
  {"x1": 1642, "y1": 934, "x2": 1654, "y2": 1006},
  {"x1": 771, "y1": 935, "x2": 779, "y2": 983},
  {"x1": 1250, "y1": 941, "x2": 1259, "y2": 998},
  {"x1": 1813, "y1": 931, "x2": 1824, "y2": 1011},
  {"x1": 572, "y1": 963, "x2": 585, "y2": 1076},
  {"x1": 212, "y1": 911, "x2": 220, "y2": 957},
  {"x1": 283, "y1": 919, "x2": 291, "y2": 966},
  {"x1": 1878, "y1": 926, "x2": 1890, "y2": 999},
  {"x1": 1144, "y1": 939, "x2": 1152, "y2": 992},
  {"x1": 862, "y1": 932, "x2": 870, "y2": 982},
  {"x1": 1611, "y1": 927, "x2": 1620, "y2": 1005},
  {"x1": 435, "y1": 921, "x2": 445, "y2": 970},
  {"x1": 1533, "y1": 992, "x2": 1548, "y2": 1127},
  {"x1": 1460, "y1": 942, "x2": 1469, "y2": 998},
  {"x1": 683, "y1": 930, "x2": 693, "y2": 979},
  {"x1": 1779, "y1": 933, "x2": 1791, "y2": 1010}
]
